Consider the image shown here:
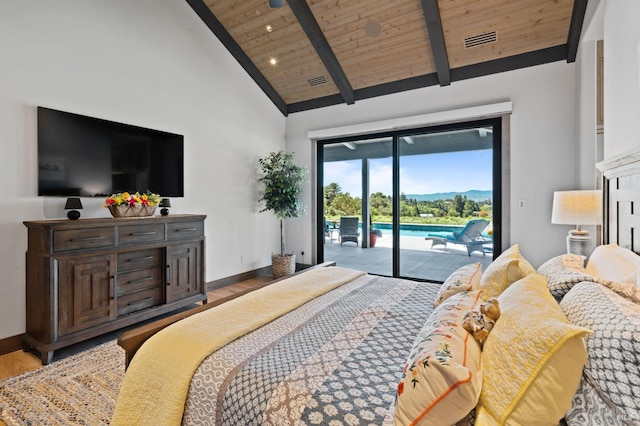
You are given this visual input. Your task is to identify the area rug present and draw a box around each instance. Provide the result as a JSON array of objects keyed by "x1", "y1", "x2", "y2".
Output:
[{"x1": 0, "y1": 341, "x2": 124, "y2": 425}]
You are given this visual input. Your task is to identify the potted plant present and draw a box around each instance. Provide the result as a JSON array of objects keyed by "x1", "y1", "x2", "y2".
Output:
[
  {"x1": 368, "y1": 215, "x2": 382, "y2": 247},
  {"x1": 259, "y1": 150, "x2": 308, "y2": 278},
  {"x1": 369, "y1": 228, "x2": 382, "y2": 247}
]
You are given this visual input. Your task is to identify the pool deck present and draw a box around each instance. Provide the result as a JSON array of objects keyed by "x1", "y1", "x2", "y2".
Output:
[{"x1": 323, "y1": 233, "x2": 493, "y2": 282}]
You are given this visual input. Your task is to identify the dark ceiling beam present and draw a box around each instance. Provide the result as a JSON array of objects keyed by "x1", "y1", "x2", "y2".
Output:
[
  {"x1": 566, "y1": 0, "x2": 589, "y2": 63},
  {"x1": 289, "y1": 47, "x2": 566, "y2": 114},
  {"x1": 287, "y1": 0, "x2": 355, "y2": 105},
  {"x1": 421, "y1": 0, "x2": 451, "y2": 86},
  {"x1": 185, "y1": 0, "x2": 288, "y2": 116},
  {"x1": 451, "y1": 45, "x2": 567, "y2": 81}
]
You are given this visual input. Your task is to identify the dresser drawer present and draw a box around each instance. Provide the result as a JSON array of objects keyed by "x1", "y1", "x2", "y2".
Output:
[
  {"x1": 117, "y1": 248, "x2": 162, "y2": 273},
  {"x1": 118, "y1": 224, "x2": 165, "y2": 245},
  {"x1": 117, "y1": 267, "x2": 162, "y2": 295},
  {"x1": 117, "y1": 286, "x2": 163, "y2": 316},
  {"x1": 53, "y1": 228, "x2": 116, "y2": 252},
  {"x1": 167, "y1": 221, "x2": 204, "y2": 240}
]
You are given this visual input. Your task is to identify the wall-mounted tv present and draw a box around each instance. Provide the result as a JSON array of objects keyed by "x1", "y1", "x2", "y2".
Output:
[{"x1": 37, "y1": 106, "x2": 184, "y2": 197}]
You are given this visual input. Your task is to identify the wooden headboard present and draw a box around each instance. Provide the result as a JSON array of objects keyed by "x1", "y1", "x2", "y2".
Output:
[{"x1": 597, "y1": 147, "x2": 640, "y2": 254}]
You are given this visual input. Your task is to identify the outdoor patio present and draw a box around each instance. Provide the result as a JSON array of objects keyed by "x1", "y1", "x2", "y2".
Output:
[{"x1": 323, "y1": 233, "x2": 493, "y2": 282}]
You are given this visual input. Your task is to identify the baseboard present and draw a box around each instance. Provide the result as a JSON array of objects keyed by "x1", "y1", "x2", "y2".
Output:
[
  {"x1": 0, "y1": 333, "x2": 24, "y2": 356},
  {"x1": 206, "y1": 263, "x2": 314, "y2": 292},
  {"x1": 206, "y1": 266, "x2": 272, "y2": 291}
]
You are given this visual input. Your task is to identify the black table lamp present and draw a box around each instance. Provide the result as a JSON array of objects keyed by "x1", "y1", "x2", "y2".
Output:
[
  {"x1": 65, "y1": 197, "x2": 83, "y2": 220},
  {"x1": 159, "y1": 198, "x2": 171, "y2": 216}
]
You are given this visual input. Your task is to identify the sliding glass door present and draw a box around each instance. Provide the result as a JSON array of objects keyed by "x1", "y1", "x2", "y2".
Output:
[
  {"x1": 317, "y1": 119, "x2": 501, "y2": 282},
  {"x1": 398, "y1": 126, "x2": 496, "y2": 281},
  {"x1": 321, "y1": 137, "x2": 393, "y2": 276}
]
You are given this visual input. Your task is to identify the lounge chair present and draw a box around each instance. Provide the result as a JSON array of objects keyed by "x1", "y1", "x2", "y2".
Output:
[
  {"x1": 425, "y1": 219, "x2": 491, "y2": 256},
  {"x1": 339, "y1": 216, "x2": 360, "y2": 246}
]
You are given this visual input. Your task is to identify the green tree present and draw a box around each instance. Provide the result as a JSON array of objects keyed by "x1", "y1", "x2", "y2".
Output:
[
  {"x1": 463, "y1": 199, "x2": 479, "y2": 217},
  {"x1": 332, "y1": 193, "x2": 360, "y2": 216},
  {"x1": 324, "y1": 182, "x2": 342, "y2": 206},
  {"x1": 452, "y1": 194, "x2": 463, "y2": 216},
  {"x1": 370, "y1": 192, "x2": 392, "y2": 216}
]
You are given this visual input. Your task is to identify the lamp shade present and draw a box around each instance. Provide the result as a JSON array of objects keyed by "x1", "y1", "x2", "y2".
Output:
[
  {"x1": 159, "y1": 198, "x2": 171, "y2": 208},
  {"x1": 551, "y1": 190, "x2": 602, "y2": 226},
  {"x1": 64, "y1": 197, "x2": 83, "y2": 210}
]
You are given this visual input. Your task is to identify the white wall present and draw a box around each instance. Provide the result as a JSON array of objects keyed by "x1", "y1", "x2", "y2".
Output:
[
  {"x1": 603, "y1": 0, "x2": 640, "y2": 158},
  {"x1": 285, "y1": 61, "x2": 578, "y2": 268},
  {"x1": 0, "y1": 0, "x2": 285, "y2": 340}
]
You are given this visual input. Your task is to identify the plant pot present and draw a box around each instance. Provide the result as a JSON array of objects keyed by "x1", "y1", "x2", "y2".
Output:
[
  {"x1": 271, "y1": 253, "x2": 296, "y2": 278},
  {"x1": 108, "y1": 204, "x2": 157, "y2": 218},
  {"x1": 369, "y1": 233, "x2": 377, "y2": 247}
]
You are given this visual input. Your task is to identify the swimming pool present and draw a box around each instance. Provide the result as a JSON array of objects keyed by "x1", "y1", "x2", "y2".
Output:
[{"x1": 369, "y1": 222, "x2": 462, "y2": 237}]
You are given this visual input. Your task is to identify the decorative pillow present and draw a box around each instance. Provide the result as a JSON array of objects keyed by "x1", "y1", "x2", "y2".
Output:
[
  {"x1": 476, "y1": 273, "x2": 591, "y2": 425},
  {"x1": 537, "y1": 253, "x2": 592, "y2": 301},
  {"x1": 433, "y1": 262, "x2": 482, "y2": 307},
  {"x1": 586, "y1": 244, "x2": 640, "y2": 285},
  {"x1": 478, "y1": 244, "x2": 536, "y2": 300},
  {"x1": 394, "y1": 290, "x2": 483, "y2": 426}
]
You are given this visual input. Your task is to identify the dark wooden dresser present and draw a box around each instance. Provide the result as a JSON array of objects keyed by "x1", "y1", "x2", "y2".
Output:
[{"x1": 23, "y1": 214, "x2": 207, "y2": 364}]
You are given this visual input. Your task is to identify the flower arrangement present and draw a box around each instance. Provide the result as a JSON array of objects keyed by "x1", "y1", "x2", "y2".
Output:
[{"x1": 104, "y1": 190, "x2": 160, "y2": 218}]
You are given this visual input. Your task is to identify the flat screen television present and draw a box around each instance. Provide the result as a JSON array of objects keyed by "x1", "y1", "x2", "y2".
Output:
[{"x1": 37, "y1": 106, "x2": 184, "y2": 197}]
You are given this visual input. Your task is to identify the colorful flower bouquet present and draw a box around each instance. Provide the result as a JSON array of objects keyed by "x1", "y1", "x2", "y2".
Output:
[{"x1": 104, "y1": 190, "x2": 161, "y2": 218}]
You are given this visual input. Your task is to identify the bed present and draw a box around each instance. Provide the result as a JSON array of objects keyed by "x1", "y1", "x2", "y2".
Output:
[
  {"x1": 113, "y1": 266, "x2": 450, "y2": 425},
  {"x1": 112, "y1": 148, "x2": 640, "y2": 426}
]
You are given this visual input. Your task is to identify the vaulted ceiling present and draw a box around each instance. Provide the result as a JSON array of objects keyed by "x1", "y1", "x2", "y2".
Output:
[{"x1": 186, "y1": 0, "x2": 588, "y2": 116}]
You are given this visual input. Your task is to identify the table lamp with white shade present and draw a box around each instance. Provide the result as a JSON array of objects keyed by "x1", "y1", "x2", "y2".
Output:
[{"x1": 551, "y1": 190, "x2": 602, "y2": 256}]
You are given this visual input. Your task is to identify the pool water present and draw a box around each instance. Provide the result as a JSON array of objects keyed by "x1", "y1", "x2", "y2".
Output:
[{"x1": 368, "y1": 223, "x2": 461, "y2": 237}]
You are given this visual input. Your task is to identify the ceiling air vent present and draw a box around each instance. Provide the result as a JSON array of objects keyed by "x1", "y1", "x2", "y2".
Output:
[
  {"x1": 464, "y1": 31, "x2": 498, "y2": 48},
  {"x1": 307, "y1": 75, "x2": 328, "y2": 87}
]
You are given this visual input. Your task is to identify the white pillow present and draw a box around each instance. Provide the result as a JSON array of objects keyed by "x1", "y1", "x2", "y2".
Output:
[
  {"x1": 433, "y1": 262, "x2": 482, "y2": 307},
  {"x1": 586, "y1": 244, "x2": 640, "y2": 286},
  {"x1": 394, "y1": 290, "x2": 483, "y2": 425}
]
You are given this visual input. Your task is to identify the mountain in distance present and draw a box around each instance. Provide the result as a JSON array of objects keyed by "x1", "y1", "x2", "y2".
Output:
[{"x1": 405, "y1": 189, "x2": 492, "y2": 202}]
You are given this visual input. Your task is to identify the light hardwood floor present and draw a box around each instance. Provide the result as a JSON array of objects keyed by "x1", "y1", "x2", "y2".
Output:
[{"x1": 0, "y1": 276, "x2": 272, "y2": 382}]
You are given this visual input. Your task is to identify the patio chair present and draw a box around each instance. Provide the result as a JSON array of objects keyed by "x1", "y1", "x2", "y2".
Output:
[
  {"x1": 323, "y1": 217, "x2": 330, "y2": 243},
  {"x1": 425, "y1": 219, "x2": 491, "y2": 256},
  {"x1": 339, "y1": 216, "x2": 360, "y2": 246}
]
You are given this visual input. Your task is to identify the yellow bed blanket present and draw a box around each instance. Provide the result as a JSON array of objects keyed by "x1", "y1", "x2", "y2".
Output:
[{"x1": 111, "y1": 266, "x2": 365, "y2": 426}]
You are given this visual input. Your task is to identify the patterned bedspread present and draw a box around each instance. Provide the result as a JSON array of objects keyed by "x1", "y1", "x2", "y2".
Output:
[
  {"x1": 560, "y1": 281, "x2": 640, "y2": 426},
  {"x1": 181, "y1": 274, "x2": 440, "y2": 425}
]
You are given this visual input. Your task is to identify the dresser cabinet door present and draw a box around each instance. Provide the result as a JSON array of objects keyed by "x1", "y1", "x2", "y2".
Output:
[
  {"x1": 57, "y1": 254, "x2": 117, "y2": 336},
  {"x1": 165, "y1": 242, "x2": 202, "y2": 304}
]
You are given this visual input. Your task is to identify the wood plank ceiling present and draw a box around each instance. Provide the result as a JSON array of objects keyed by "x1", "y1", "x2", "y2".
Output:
[{"x1": 187, "y1": 0, "x2": 588, "y2": 116}]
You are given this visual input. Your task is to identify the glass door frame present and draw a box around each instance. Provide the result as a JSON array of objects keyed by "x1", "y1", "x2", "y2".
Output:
[{"x1": 316, "y1": 117, "x2": 503, "y2": 280}]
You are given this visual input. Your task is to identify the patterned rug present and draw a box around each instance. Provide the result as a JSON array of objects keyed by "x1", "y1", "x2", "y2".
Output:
[{"x1": 0, "y1": 341, "x2": 124, "y2": 425}]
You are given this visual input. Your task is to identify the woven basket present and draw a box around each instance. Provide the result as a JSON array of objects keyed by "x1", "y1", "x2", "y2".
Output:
[
  {"x1": 271, "y1": 254, "x2": 296, "y2": 278},
  {"x1": 108, "y1": 204, "x2": 157, "y2": 218}
]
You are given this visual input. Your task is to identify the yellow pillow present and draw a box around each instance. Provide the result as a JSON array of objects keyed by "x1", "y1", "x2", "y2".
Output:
[
  {"x1": 476, "y1": 273, "x2": 591, "y2": 425},
  {"x1": 479, "y1": 244, "x2": 535, "y2": 300},
  {"x1": 394, "y1": 290, "x2": 483, "y2": 425}
]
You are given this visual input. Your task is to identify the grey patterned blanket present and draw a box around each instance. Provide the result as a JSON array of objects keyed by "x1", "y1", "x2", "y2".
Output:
[
  {"x1": 560, "y1": 281, "x2": 640, "y2": 426},
  {"x1": 181, "y1": 274, "x2": 440, "y2": 425}
]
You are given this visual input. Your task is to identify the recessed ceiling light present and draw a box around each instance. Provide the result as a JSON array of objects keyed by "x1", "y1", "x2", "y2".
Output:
[
  {"x1": 266, "y1": 25, "x2": 273, "y2": 33},
  {"x1": 364, "y1": 21, "x2": 382, "y2": 38},
  {"x1": 269, "y1": 58, "x2": 277, "y2": 66}
]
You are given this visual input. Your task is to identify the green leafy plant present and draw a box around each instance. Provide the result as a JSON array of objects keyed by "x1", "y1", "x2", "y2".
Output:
[{"x1": 259, "y1": 151, "x2": 308, "y2": 256}]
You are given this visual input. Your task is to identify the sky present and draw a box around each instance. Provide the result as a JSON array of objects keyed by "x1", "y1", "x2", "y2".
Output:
[{"x1": 324, "y1": 149, "x2": 493, "y2": 196}]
